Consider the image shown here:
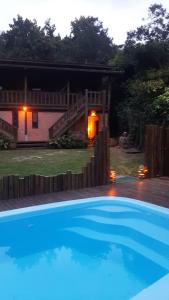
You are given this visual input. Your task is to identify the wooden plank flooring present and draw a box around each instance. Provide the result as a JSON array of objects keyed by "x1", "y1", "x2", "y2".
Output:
[{"x1": 0, "y1": 177, "x2": 168, "y2": 212}]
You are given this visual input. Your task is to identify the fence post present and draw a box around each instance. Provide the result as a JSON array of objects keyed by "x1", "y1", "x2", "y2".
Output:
[
  {"x1": 85, "y1": 89, "x2": 88, "y2": 143},
  {"x1": 145, "y1": 125, "x2": 169, "y2": 177}
]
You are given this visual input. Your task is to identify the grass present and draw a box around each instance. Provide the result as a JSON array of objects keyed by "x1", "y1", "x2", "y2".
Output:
[
  {"x1": 110, "y1": 147, "x2": 144, "y2": 176},
  {"x1": 0, "y1": 147, "x2": 144, "y2": 177}
]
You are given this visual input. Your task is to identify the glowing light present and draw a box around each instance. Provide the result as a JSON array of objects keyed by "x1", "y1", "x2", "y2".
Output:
[
  {"x1": 23, "y1": 106, "x2": 27, "y2": 112},
  {"x1": 110, "y1": 170, "x2": 117, "y2": 183},
  {"x1": 138, "y1": 165, "x2": 149, "y2": 179},
  {"x1": 88, "y1": 110, "x2": 99, "y2": 140},
  {"x1": 90, "y1": 110, "x2": 97, "y2": 117}
]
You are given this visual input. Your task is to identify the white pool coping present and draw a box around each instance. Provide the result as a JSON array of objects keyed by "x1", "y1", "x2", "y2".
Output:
[
  {"x1": 0, "y1": 196, "x2": 169, "y2": 219},
  {"x1": 0, "y1": 196, "x2": 169, "y2": 298},
  {"x1": 131, "y1": 273, "x2": 169, "y2": 300}
]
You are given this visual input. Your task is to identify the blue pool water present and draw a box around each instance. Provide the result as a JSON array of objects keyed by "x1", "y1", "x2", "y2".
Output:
[{"x1": 0, "y1": 197, "x2": 169, "y2": 300}]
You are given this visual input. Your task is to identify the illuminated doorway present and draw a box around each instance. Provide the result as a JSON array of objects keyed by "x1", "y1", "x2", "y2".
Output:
[{"x1": 88, "y1": 110, "x2": 99, "y2": 141}]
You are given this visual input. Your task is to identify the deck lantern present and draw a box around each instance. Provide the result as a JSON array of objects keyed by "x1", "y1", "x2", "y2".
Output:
[
  {"x1": 138, "y1": 165, "x2": 148, "y2": 179},
  {"x1": 110, "y1": 170, "x2": 117, "y2": 183}
]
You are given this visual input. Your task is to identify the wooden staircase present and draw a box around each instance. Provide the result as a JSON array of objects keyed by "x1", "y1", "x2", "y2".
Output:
[
  {"x1": 49, "y1": 97, "x2": 86, "y2": 138},
  {"x1": 0, "y1": 118, "x2": 17, "y2": 140},
  {"x1": 49, "y1": 90, "x2": 108, "y2": 139}
]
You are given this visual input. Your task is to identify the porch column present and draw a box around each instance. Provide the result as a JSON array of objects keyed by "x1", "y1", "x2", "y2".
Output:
[
  {"x1": 107, "y1": 77, "x2": 112, "y2": 134},
  {"x1": 85, "y1": 89, "x2": 88, "y2": 142},
  {"x1": 102, "y1": 90, "x2": 106, "y2": 128},
  {"x1": 67, "y1": 81, "x2": 70, "y2": 108},
  {"x1": 24, "y1": 75, "x2": 28, "y2": 105},
  {"x1": 24, "y1": 75, "x2": 28, "y2": 141},
  {"x1": 107, "y1": 76, "x2": 111, "y2": 111}
]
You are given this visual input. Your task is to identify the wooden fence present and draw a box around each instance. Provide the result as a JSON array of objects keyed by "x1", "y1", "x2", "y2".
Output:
[
  {"x1": 145, "y1": 125, "x2": 169, "y2": 177},
  {"x1": 0, "y1": 128, "x2": 110, "y2": 200}
]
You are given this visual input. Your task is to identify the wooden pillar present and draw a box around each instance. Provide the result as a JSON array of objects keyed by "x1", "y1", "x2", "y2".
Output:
[
  {"x1": 67, "y1": 81, "x2": 70, "y2": 108},
  {"x1": 85, "y1": 89, "x2": 88, "y2": 142},
  {"x1": 25, "y1": 110, "x2": 27, "y2": 135},
  {"x1": 24, "y1": 75, "x2": 27, "y2": 105},
  {"x1": 102, "y1": 90, "x2": 106, "y2": 128},
  {"x1": 107, "y1": 77, "x2": 111, "y2": 111},
  {"x1": 24, "y1": 75, "x2": 28, "y2": 141}
]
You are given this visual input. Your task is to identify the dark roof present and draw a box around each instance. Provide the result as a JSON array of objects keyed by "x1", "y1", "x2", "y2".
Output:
[{"x1": 0, "y1": 58, "x2": 122, "y2": 75}]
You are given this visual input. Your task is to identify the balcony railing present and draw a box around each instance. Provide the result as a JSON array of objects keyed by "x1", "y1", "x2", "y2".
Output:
[{"x1": 0, "y1": 90, "x2": 108, "y2": 109}]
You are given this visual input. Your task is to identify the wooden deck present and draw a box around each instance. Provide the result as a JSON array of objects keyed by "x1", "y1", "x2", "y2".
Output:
[{"x1": 0, "y1": 177, "x2": 168, "y2": 212}]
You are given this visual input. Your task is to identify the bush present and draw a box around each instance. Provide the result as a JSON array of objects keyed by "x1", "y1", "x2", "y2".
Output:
[
  {"x1": 0, "y1": 135, "x2": 10, "y2": 150},
  {"x1": 49, "y1": 134, "x2": 86, "y2": 149}
]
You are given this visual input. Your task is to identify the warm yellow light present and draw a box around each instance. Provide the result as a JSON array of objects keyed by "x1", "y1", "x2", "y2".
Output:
[
  {"x1": 138, "y1": 165, "x2": 148, "y2": 179},
  {"x1": 88, "y1": 110, "x2": 99, "y2": 140},
  {"x1": 88, "y1": 125, "x2": 92, "y2": 136},
  {"x1": 144, "y1": 166, "x2": 149, "y2": 174},
  {"x1": 110, "y1": 170, "x2": 116, "y2": 183},
  {"x1": 23, "y1": 106, "x2": 27, "y2": 112},
  {"x1": 90, "y1": 110, "x2": 97, "y2": 117}
]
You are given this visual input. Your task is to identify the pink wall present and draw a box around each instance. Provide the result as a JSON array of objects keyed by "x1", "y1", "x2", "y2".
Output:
[
  {"x1": 0, "y1": 111, "x2": 12, "y2": 124},
  {"x1": 18, "y1": 111, "x2": 63, "y2": 141},
  {"x1": 0, "y1": 110, "x2": 108, "y2": 142}
]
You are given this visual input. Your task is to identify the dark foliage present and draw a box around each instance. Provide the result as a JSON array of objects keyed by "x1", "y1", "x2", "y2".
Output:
[
  {"x1": 0, "y1": 15, "x2": 116, "y2": 64},
  {"x1": 49, "y1": 135, "x2": 86, "y2": 149},
  {"x1": 110, "y1": 4, "x2": 169, "y2": 147}
]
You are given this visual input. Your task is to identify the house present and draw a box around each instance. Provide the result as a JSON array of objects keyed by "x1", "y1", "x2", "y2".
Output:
[{"x1": 0, "y1": 59, "x2": 120, "y2": 145}]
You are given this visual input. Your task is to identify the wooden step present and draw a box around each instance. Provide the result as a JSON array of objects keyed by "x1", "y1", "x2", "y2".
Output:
[{"x1": 17, "y1": 141, "x2": 48, "y2": 148}]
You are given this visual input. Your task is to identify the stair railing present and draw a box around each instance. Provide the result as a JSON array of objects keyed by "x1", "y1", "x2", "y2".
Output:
[
  {"x1": 49, "y1": 96, "x2": 86, "y2": 138},
  {"x1": 0, "y1": 118, "x2": 17, "y2": 140}
]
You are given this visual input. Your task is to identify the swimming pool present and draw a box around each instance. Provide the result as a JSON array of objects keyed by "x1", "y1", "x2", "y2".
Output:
[{"x1": 0, "y1": 197, "x2": 169, "y2": 300}]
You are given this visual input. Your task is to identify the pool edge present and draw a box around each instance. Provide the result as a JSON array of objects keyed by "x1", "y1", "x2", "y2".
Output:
[{"x1": 131, "y1": 273, "x2": 169, "y2": 300}]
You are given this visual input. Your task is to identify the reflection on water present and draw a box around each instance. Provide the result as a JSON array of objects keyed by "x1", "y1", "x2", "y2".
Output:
[
  {"x1": 0, "y1": 237, "x2": 166, "y2": 300},
  {"x1": 0, "y1": 246, "x2": 147, "y2": 300}
]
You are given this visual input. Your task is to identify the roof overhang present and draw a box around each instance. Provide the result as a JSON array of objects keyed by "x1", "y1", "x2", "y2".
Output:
[{"x1": 0, "y1": 58, "x2": 123, "y2": 75}]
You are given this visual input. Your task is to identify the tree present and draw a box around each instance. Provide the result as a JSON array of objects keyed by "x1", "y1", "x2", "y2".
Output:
[
  {"x1": 111, "y1": 4, "x2": 169, "y2": 147},
  {"x1": 69, "y1": 16, "x2": 116, "y2": 64},
  {"x1": 152, "y1": 87, "x2": 169, "y2": 125},
  {"x1": 0, "y1": 15, "x2": 116, "y2": 64},
  {"x1": 0, "y1": 15, "x2": 61, "y2": 61},
  {"x1": 126, "y1": 4, "x2": 169, "y2": 44},
  {"x1": 122, "y1": 4, "x2": 169, "y2": 73}
]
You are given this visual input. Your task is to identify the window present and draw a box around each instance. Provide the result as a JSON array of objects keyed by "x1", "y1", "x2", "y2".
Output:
[{"x1": 32, "y1": 111, "x2": 38, "y2": 128}]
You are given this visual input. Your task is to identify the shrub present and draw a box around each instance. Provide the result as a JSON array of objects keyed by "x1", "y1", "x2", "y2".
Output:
[
  {"x1": 0, "y1": 135, "x2": 10, "y2": 150},
  {"x1": 49, "y1": 134, "x2": 86, "y2": 149}
]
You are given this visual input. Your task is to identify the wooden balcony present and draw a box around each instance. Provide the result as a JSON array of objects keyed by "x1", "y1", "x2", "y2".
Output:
[{"x1": 0, "y1": 90, "x2": 108, "y2": 110}]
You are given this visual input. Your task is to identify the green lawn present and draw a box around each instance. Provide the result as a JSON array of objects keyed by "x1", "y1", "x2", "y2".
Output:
[
  {"x1": 110, "y1": 147, "x2": 144, "y2": 176},
  {"x1": 0, "y1": 147, "x2": 144, "y2": 177}
]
